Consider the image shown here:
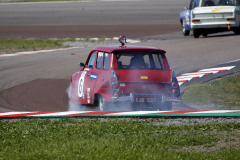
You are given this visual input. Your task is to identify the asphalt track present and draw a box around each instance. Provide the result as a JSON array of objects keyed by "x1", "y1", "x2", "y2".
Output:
[
  {"x1": 0, "y1": 0, "x2": 184, "y2": 38},
  {"x1": 0, "y1": 0, "x2": 240, "y2": 112}
]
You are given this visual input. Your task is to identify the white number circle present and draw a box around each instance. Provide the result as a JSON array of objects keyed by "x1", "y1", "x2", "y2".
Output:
[{"x1": 78, "y1": 71, "x2": 87, "y2": 97}]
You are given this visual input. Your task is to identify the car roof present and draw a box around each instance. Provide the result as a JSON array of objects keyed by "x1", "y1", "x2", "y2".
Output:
[{"x1": 94, "y1": 45, "x2": 166, "y2": 53}]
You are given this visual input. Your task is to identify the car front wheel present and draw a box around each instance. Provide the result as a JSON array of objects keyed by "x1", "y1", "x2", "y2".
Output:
[
  {"x1": 96, "y1": 95, "x2": 108, "y2": 111},
  {"x1": 182, "y1": 22, "x2": 190, "y2": 36}
]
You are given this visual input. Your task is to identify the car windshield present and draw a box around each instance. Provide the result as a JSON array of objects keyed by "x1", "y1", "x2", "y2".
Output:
[
  {"x1": 115, "y1": 50, "x2": 165, "y2": 70},
  {"x1": 198, "y1": 0, "x2": 240, "y2": 6}
]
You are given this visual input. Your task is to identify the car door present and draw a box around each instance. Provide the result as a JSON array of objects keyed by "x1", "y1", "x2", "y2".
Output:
[
  {"x1": 78, "y1": 51, "x2": 98, "y2": 104},
  {"x1": 93, "y1": 52, "x2": 112, "y2": 102},
  {"x1": 186, "y1": 0, "x2": 198, "y2": 30}
]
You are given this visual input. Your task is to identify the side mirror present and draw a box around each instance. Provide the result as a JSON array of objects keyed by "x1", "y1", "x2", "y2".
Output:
[
  {"x1": 79, "y1": 63, "x2": 85, "y2": 71},
  {"x1": 79, "y1": 63, "x2": 85, "y2": 67}
]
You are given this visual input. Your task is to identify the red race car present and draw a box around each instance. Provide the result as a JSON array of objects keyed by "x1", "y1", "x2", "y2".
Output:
[{"x1": 69, "y1": 36, "x2": 180, "y2": 111}]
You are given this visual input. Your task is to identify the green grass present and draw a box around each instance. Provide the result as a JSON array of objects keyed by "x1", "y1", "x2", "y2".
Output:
[
  {"x1": 0, "y1": 38, "x2": 68, "y2": 55},
  {"x1": 182, "y1": 73, "x2": 240, "y2": 110},
  {"x1": 0, "y1": 118, "x2": 240, "y2": 159},
  {"x1": 0, "y1": 37, "x2": 110, "y2": 54}
]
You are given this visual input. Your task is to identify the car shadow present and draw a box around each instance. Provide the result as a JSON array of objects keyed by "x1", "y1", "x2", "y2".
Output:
[{"x1": 191, "y1": 32, "x2": 240, "y2": 39}]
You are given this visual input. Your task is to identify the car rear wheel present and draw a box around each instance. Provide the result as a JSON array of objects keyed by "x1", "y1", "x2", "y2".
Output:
[
  {"x1": 202, "y1": 31, "x2": 208, "y2": 38},
  {"x1": 182, "y1": 22, "x2": 190, "y2": 36},
  {"x1": 193, "y1": 29, "x2": 200, "y2": 38},
  {"x1": 233, "y1": 25, "x2": 240, "y2": 35}
]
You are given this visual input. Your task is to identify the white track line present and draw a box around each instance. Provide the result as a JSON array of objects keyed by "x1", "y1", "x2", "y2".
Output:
[
  {"x1": 0, "y1": 37, "x2": 140, "y2": 58},
  {"x1": 0, "y1": 47, "x2": 81, "y2": 58}
]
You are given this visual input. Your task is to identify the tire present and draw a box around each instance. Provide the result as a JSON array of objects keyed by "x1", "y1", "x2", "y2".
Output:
[
  {"x1": 182, "y1": 22, "x2": 190, "y2": 36},
  {"x1": 96, "y1": 95, "x2": 108, "y2": 111},
  {"x1": 193, "y1": 29, "x2": 200, "y2": 38},
  {"x1": 202, "y1": 31, "x2": 208, "y2": 38},
  {"x1": 233, "y1": 26, "x2": 240, "y2": 35}
]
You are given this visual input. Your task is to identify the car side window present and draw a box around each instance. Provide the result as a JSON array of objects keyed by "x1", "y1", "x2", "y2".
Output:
[
  {"x1": 152, "y1": 54, "x2": 164, "y2": 70},
  {"x1": 96, "y1": 51, "x2": 104, "y2": 69},
  {"x1": 103, "y1": 52, "x2": 110, "y2": 70},
  {"x1": 87, "y1": 51, "x2": 96, "y2": 68},
  {"x1": 189, "y1": 0, "x2": 195, "y2": 9},
  {"x1": 236, "y1": 0, "x2": 240, "y2": 5}
]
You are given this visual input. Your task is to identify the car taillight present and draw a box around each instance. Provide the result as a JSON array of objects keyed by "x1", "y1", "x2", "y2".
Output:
[
  {"x1": 227, "y1": 18, "x2": 235, "y2": 21},
  {"x1": 111, "y1": 70, "x2": 119, "y2": 98},
  {"x1": 171, "y1": 77, "x2": 180, "y2": 97},
  {"x1": 192, "y1": 19, "x2": 200, "y2": 22}
]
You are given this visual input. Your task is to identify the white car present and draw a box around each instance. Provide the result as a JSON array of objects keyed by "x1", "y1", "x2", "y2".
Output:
[{"x1": 191, "y1": 0, "x2": 240, "y2": 38}]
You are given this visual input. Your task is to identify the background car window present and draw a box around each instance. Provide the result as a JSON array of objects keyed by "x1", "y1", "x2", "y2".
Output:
[
  {"x1": 87, "y1": 51, "x2": 96, "y2": 68},
  {"x1": 96, "y1": 51, "x2": 104, "y2": 69},
  {"x1": 189, "y1": 0, "x2": 195, "y2": 9},
  {"x1": 201, "y1": 0, "x2": 236, "y2": 6},
  {"x1": 103, "y1": 53, "x2": 110, "y2": 70},
  {"x1": 237, "y1": 0, "x2": 240, "y2": 5}
]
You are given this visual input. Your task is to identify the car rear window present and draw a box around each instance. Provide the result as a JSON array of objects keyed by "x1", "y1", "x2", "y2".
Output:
[
  {"x1": 115, "y1": 51, "x2": 165, "y2": 70},
  {"x1": 200, "y1": 0, "x2": 239, "y2": 6}
]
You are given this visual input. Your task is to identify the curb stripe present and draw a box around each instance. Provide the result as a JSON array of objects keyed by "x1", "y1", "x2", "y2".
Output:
[
  {"x1": 0, "y1": 110, "x2": 240, "y2": 118},
  {"x1": 177, "y1": 66, "x2": 235, "y2": 86},
  {"x1": 0, "y1": 111, "x2": 66, "y2": 117}
]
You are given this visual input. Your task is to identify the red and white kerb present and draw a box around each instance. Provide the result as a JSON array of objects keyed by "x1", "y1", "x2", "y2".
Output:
[{"x1": 177, "y1": 66, "x2": 235, "y2": 86}]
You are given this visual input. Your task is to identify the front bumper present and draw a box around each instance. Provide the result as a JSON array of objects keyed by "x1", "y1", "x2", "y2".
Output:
[{"x1": 111, "y1": 93, "x2": 181, "y2": 103}]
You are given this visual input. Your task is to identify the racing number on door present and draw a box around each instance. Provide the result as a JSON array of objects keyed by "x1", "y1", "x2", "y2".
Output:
[{"x1": 78, "y1": 71, "x2": 87, "y2": 97}]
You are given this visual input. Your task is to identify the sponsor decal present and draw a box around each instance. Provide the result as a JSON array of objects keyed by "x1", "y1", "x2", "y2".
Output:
[
  {"x1": 83, "y1": 92, "x2": 85, "y2": 100},
  {"x1": 87, "y1": 88, "x2": 91, "y2": 103},
  {"x1": 90, "y1": 73, "x2": 98, "y2": 80},
  {"x1": 212, "y1": 8, "x2": 228, "y2": 12},
  {"x1": 141, "y1": 76, "x2": 148, "y2": 80}
]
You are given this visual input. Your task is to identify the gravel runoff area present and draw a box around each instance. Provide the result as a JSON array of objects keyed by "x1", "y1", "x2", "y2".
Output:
[{"x1": 3, "y1": 118, "x2": 240, "y2": 124}]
